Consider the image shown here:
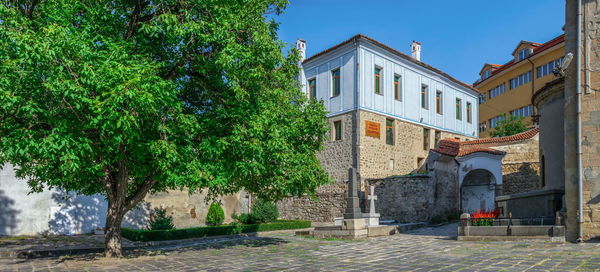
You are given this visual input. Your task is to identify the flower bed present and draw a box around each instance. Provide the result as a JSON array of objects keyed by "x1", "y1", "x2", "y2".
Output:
[
  {"x1": 121, "y1": 220, "x2": 311, "y2": 242},
  {"x1": 470, "y1": 209, "x2": 500, "y2": 226}
]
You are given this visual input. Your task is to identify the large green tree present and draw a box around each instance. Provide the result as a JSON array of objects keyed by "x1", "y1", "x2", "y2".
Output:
[{"x1": 0, "y1": 0, "x2": 329, "y2": 257}]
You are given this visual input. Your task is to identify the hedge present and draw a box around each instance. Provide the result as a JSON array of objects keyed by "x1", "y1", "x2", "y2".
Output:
[{"x1": 121, "y1": 220, "x2": 311, "y2": 242}]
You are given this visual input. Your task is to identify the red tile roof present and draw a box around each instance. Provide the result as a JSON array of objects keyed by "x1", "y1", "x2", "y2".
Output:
[
  {"x1": 474, "y1": 35, "x2": 565, "y2": 88},
  {"x1": 302, "y1": 34, "x2": 480, "y2": 94},
  {"x1": 430, "y1": 128, "x2": 539, "y2": 158},
  {"x1": 432, "y1": 138, "x2": 506, "y2": 158},
  {"x1": 461, "y1": 128, "x2": 539, "y2": 146}
]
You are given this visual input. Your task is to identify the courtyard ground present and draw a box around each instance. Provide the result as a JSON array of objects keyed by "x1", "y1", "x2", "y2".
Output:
[{"x1": 1, "y1": 223, "x2": 599, "y2": 271}]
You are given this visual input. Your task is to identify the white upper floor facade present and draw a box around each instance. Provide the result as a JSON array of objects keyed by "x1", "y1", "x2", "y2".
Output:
[{"x1": 299, "y1": 34, "x2": 480, "y2": 138}]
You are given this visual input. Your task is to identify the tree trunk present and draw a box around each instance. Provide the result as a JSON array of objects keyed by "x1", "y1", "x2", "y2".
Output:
[{"x1": 105, "y1": 198, "x2": 126, "y2": 258}]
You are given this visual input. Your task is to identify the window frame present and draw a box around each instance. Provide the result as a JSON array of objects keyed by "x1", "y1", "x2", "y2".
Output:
[
  {"x1": 374, "y1": 66, "x2": 383, "y2": 95},
  {"x1": 423, "y1": 128, "x2": 430, "y2": 150},
  {"x1": 435, "y1": 90, "x2": 443, "y2": 114},
  {"x1": 393, "y1": 74, "x2": 402, "y2": 101},
  {"x1": 466, "y1": 102, "x2": 472, "y2": 123},
  {"x1": 386, "y1": 119, "x2": 394, "y2": 145},
  {"x1": 331, "y1": 68, "x2": 341, "y2": 97},
  {"x1": 455, "y1": 98, "x2": 462, "y2": 120},
  {"x1": 421, "y1": 84, "x2": 429, "y2": 109},
  {"x1": 308, "y1": 78, "x2": 317, "y2": 99},
  {"x1": 333, "y1": 120, "x2": 342, "y2": 141}
]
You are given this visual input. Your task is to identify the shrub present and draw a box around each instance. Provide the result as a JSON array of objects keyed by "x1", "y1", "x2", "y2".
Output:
[
  {"x1": 251, "y1": 199, "x2": 279, "y2": 223},
  {"x1": 205, "y1": 202, "x2": 225, "y2": 226},
  {"x1": 148, "y1": 207, "x2": 174, "y2": 230},
  {"x1": 122, "y1": 220, "x2": 311, "y2": 242},
  {"x1": 232, "y1": 213, "x2": 255, "y2": 225}
]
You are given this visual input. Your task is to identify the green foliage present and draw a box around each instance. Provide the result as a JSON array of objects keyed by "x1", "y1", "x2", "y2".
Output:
[
  {"x1": 232, "y1": 213, "x2": 256, "y2": 225},
  {"x1": 122, "y1": 220, "x2": 311, "y2": 242},
  {"x1": 0, "y1": 0, "x2": 329, "y2": 255},
  {"x1": 251, "y1": 199, "x2": 279, "y2": 223},
  {"x1": 205, "y1": 202, "x2": 225, "y2": 226},
  {"x1": 148, "y1": 207, "x2": 174, "y2": 230},
  {"x1": 489, "y1": 116, "x2": 530, "y2": 137}
]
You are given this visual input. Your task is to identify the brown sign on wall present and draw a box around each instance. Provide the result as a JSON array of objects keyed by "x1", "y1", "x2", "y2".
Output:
[{"x1": 365, "y1": 121, "x2": 381, "y2": 138}]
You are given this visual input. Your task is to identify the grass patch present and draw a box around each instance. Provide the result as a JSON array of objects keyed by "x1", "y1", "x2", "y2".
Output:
[{"x1": 122, "y1": 220, "x2": 310, "y2": 242}]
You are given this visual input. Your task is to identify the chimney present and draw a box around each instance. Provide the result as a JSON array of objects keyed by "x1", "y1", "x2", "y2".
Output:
[
  {"x1": 296, "y1": 38, "x2": 306, "y2": 63},
  {"x1": 411, "y1": 41, "x2": 421, "y2": 61}
]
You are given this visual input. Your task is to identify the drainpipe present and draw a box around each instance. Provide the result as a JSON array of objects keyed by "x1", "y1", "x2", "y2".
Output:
[
  {"x1": 353, "y1": 38, "x2": 361, "y2": 186},
  {"x1": 576, "y1": 0, "x2": 584, "y2": 243}
]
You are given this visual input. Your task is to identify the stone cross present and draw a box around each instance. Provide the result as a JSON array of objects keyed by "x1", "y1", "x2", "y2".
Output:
[
  {"x1": 343, "y1": 168, "x2": 362, "y2": 219},
  {"x1": 367, "y1": 185, "x2": 377, "y2": 215}
]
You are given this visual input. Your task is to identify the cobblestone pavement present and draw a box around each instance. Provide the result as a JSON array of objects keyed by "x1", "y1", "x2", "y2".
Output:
[{"x1": 1, "y1": 223, "x2": 600, "y2": 271}]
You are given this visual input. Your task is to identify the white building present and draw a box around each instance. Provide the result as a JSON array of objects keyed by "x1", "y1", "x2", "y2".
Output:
[{"x1": 298, "y1": 34, "x2": 479, "y2": 138}]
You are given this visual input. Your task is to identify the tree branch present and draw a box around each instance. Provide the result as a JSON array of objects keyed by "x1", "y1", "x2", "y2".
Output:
[{"x1": 124, "y1": 178, "x2": 157, "y2": 211}]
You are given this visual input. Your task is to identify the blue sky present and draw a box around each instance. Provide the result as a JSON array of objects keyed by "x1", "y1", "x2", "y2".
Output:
[{"x1": 275, "y1": 0, "x2": 565, "y2": 84}]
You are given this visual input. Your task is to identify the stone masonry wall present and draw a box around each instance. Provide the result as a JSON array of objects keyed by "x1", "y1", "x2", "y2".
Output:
[
  {"x1": 368, "y1": 173, "x2": 459, "y2": 223},
  {"x1": 359, "y1": 110, "x2": 472, "y2": 182},
  {"x1": 278, "y1": 112, "x2": 354, "y2": 222},
  {"x1": 479, "y1": 136, "x2": 541, "y2": 195}
]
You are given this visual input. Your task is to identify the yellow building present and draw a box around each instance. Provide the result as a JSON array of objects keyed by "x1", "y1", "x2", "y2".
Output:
[{"x1": 474, "y1": 35, "x2": 565, "y2": 137}]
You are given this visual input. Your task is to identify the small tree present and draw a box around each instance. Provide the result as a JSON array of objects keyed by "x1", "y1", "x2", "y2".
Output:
[
  {"x1": 0, "y1": 0, "x2": 330, "y2": 257},
  {"x1": 251, "y1": 199, "x2": 279, "y2": 223},
  {"x1": 489, "y1": 116, "x2": 529, "y2": 137},
  {"x1": 148, "y1": 207, "x2": 174, "y2": 230},
  {"x1": 205, "y1": 203, "x2": 225, "y2": 226}
]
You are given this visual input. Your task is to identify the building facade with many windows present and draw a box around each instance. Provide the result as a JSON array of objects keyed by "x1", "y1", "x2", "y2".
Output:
[
  {"x1": 474, "y1": 35, "x2": 565, "y2": 137},
  {"x1": 278, "y1": 34, "x2": 479, "y2": 222}
]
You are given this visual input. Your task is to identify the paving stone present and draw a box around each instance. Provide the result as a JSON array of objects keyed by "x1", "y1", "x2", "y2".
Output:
[{"x1": 0, "y1": 223, "x2": 599, "y2": 271}]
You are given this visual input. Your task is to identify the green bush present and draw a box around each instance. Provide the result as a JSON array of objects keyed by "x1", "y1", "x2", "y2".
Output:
[
  {"x1": 122, "y1": 220, "x2": 311, "y2": 242},
  {"x1": 205, "y1": 202, "x2": 225, "y2": 226},
  {"x1": 251, "y1": 199, "x2": 279, "y2": 223},
  {"x1": 148, "y1": 207, "x2": 174, "y2": 230},
  {"x1": 232, "y1": 213, "x2": 255, "y2": 224}
]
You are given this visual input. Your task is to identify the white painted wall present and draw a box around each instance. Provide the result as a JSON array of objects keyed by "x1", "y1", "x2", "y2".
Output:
[
  {"x1": 0, "y1": 164, "x2": 147, "y2": 235},
  {"x1": 457, "y1": 154, "x2": 504, "y2": 187},
  {"x1": 300, "y1": 37, "x2": 479, "y2": 138}
]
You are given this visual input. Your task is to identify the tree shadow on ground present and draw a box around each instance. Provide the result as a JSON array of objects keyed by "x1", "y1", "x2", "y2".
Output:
[{"x1": 9, "y1": 236, "x2": 289, "y2": 264}]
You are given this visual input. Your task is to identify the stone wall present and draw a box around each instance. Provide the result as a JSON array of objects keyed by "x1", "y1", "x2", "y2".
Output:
[
  {"x1": 277, "y1": 112, "x2": 354, "y2": 222},
  {"x1": 564, "y1": 0, "x2": 600, "y2": 240},
  {"x1": 359, "y1": 110, "x2": 472, "y2": 181},
  {"x1": 368, "y1": 173, "x2": 459, "y2": 223},
  {"x1": 143, "y1": 190, "x2": 248, "y2": 228},
  {"x1": 479, "y1": 136, "x2": 541, "y2": 195}
]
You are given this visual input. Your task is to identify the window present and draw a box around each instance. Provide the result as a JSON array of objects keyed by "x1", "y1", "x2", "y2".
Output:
[
  {"x1": 386, "y1": 119, "x2": 394, "y2": 145},
  {"x1": 331, "y1": 69, "x2": 340, "y2": 97},
  {"x1": 481, "y1": 69, "x2": 491, "y2": 80},
  {"x1": 436, "y1": 91, "x2": 443, "y2": 114},
  {"x1": 434, "y1": 131, "x2": 441, "y2": 147},
  {"x1": 479, "y1": 122, "x2": 487, "y2": 133},
  {"x1": 466, "y1": 102, "x2": 472, "y2": 123},
  {"x1": 388, "y1": 159, "x2": 395, "y2": 171},
  {"x1": 333, "y1": 120, "x2": 342, "y2": 141},
  {"x1": 479, "y1": 94, "x2": 486, "y2": 104},
  {"x1": 518, "y1": 48, "x2": 531, "y2": 61},
  {"x1": 423, "y1": 128, "x2": 430, "y2": 150},
  {"x1": 489, "y1": 114, "x2": 506, "y2": 128},
  {"x1": 455, "y1": 98, "x2": 462, "y2": 120},
  {"x1": 308, "y1": 78, "x2": 316, "y2": 99},
  {"x1": 488, "y1": 83, "x2": 506, "y2": 99},
  {"x1": 374, "y1": 67, "x2": 382, "y2": 95},
  {"x1": 421, "y1": 84, "x2": 429, "y2": 109},
  {"x1": 393, "y1": 74, "x2": 402, "y2": 101},
  {"x1": 509, "y1": 71, "x2": 532, "y2": 89},
  {"x1": 510, "y1": 105, "x2": 533, "y2": 118},
  {"x1": 537, "y1": 57, "x2": 564, "y2": 78}
]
